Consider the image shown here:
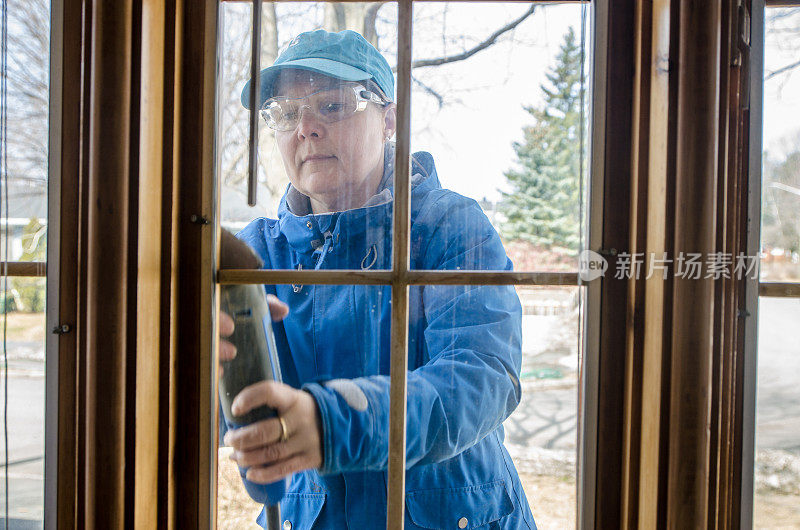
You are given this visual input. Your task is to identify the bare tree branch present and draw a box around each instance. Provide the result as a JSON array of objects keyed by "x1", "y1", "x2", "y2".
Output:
[
  {"x1": 412, "y1": 76, "x2": 444, "y2": 108},
  {"x1": 765, "y1": 58, "x2": 800, "y2": 81},
  {"x1": 767, "y1": 8, "x2": 800, "y2": 23},
  {"x1": 393, "y1": 4, "x2": 536, "y2": 71},
  {"x1": 362, "y1": 3, "x2": 382, "y2": 45}
]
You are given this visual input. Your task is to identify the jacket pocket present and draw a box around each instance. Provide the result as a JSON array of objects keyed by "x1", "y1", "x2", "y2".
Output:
[
  {"x1": 257, "y1": 493, "x2": 326, "y2": 530},
  {"x1": 405, "y1": 480, "x2": 513, "y2": 529}
]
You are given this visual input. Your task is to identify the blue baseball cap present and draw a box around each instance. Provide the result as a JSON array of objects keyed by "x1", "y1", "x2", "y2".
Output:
[{"x1": 241, "y1": 29, "x2": 395, "y2": 110}]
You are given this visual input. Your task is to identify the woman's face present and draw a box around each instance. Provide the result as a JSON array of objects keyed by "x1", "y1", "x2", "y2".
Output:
[{"x1": 273, "y1": 70, "x2": 396, "y2": 213}]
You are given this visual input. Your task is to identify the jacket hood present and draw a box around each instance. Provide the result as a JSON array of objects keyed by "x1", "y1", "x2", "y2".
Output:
[{"x1": 274, "y1": 147, "x2": 440, "y2": 257}]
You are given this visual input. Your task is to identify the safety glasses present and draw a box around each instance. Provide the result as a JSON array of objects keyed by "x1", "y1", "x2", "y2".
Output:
[{"x1": 260, "y1": 84, "x2": 388, "y2": 132}]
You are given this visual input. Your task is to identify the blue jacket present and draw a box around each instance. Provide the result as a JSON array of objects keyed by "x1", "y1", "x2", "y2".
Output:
[{"x1": 228, "y1": 150, "x2": 537, "y2": 529}]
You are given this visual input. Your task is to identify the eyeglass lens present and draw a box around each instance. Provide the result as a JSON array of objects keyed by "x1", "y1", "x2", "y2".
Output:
[{"x1": 261, "y1": 88, "x2": 360, "y2": 130}]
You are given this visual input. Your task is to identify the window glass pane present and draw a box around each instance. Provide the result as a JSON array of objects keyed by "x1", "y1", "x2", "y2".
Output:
[
  {"x1": 216, "y1": 282, "x2": 391, "y2": 529},
  {"x1": 399, "y1": 283, "x2": 581, "y2": 528},
  {"x1": 218, "y1": 1, "x2": 398, "y2": 272},
  {"x1": 480, "y1": 285, "x2": 581, "y2": 527},
  {"x1": 0, "y1": 0, "x2": 49, "y2": 525},
  {"x1": 761, "y1": 7, "x2": 800, "y2": 283},
  {"x1": 754, "y1": 8, "x2": 800, "y2": 528},
  {"x1": 409, "y1": 3, "x2": 590, "y2": 273},
  {"x1": 754, "y1": 298, "x2": 800, "y2": 527},
  {"x1": 216, "y1": 3, "x2": 588, "y2": 528},
  {"x1": 217, "y1": 5, "x2": 406, "y2": 527}
]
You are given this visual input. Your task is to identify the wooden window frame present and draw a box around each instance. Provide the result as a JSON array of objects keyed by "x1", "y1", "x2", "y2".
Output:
[{"x1": 37, "y1": 0, "x2": 800, "y2": 528}]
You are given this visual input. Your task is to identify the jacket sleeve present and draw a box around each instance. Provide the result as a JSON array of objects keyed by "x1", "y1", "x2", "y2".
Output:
[{"x1": 303, "y1": 194, "x2": 523, "y2": 474}]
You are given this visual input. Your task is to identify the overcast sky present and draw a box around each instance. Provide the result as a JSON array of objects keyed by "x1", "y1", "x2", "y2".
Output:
[
  {"x1": 231, "y1": 2, "x2": 797, "y2": 211},
  {"x1": 406, "y1": 3, "x2": 587, "y2": 203},
  {"x1": 763, "y1": 8, "x2": 800, "y2": 161}
]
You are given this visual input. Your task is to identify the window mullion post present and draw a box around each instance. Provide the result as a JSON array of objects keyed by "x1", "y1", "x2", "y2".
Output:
[
  {"x1": 740, "y1": 0, "x2": 764, "y2": 527},
  {"x1": 387, "y1": 1, "x2": 413, "y2": 528}
]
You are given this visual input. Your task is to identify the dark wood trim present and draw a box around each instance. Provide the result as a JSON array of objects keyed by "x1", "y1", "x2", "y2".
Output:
[
  {"x1": 1, "y1": 262, "x2": 47, "y2": 277},
  {"x1": 173, "y1": 0, "x2": 219, "y2": 526},
  {"x1": 759, "y1": 281, "x2": 800, "y2": 297},
  {"x1": 82, "y1": 2, "x2": 135, "y2": 526},
  {"x1": 126, "y1": 3, "x2": 143, "y2": 526},
  {"x1": 710, "y1": 0, "x2": 744, "y2": 526},
  {"x1": 666, "y1": 1, "x2": 722, "y2": 526},
  {"x1": 159, "y1": 0, "x2": 181, "y2": 526},
  {"x1": 611, "y1": 1, "x2": 767, "y2": 528},
  {"x1": 621, "y1": 1, "x2": 655, "y2": 527},
  {"x1": 46, "y1": 0, "x2": 195, "y2": 526},
  {"x1": 24, "y1": 264, "x2": 800, "y2": 297},
  {"x1": 592, "y1": 1, "x2": 636, "y2": 528},
  {"x1": 75, "y1": 3, "x2": 93, "y2": 526},
  {"x1": 217, "y1": 269, "x2": 580, "y2": 286},
  {"x1": 45, "y1": 0, "x2": 84, "y2": 526}
]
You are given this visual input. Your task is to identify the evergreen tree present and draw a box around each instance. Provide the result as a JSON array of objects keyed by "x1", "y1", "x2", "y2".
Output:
[{"x1": 500, "y1": 27, "x2": 584, "y2": 251}]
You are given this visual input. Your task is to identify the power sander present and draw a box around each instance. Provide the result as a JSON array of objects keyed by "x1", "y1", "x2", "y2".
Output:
[{"x1": 219, "y1": 229, "x2": 287, "y2": 530}]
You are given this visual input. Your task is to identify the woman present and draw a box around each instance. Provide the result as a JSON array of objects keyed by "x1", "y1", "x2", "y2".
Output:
[{"x1": 221, "y1": 29, "x2": 537, "y2": 529}]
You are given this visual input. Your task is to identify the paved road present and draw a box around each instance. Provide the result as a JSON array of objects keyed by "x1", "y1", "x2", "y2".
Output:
[
  {"x1": 753, "y1": 297, "x2": 800, "y2": 452},
  {"x1": 0, "y1": 297, "x2": 798, "y2": 523},
  {"x1": 1, "y1": 362, "x2": 45, "y2": 526},
  {"x1": 503, "y1": 296, "x2": 800, "y2": 454}
]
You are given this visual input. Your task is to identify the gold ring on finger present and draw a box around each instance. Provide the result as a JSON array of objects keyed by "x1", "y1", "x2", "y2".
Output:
[{"x1": 278, "y1": 415, "x2": 289, "y2": 443}]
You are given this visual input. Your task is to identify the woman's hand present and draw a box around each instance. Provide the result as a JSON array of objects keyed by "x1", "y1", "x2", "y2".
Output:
[
  {"x1": 218, "y1": 294, "x2": 289, "y2": 371},
  {"x1": 219, "y1": 293, "x2": 321, "y2": 483},
  {"x1": 224, "y1": 381, "x2": 324, "y2": 483}
]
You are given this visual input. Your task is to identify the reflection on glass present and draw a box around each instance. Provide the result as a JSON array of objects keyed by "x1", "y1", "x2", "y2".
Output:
[
  {"x1": 761, "y1": 7, "x2": 800, "y2": 283},
  {"x1": 217, "y1": 281, "x2": 392, "y2": 529},
  {"x1": 0, "y1": 292, "x2": 46, "y2": 525},
  {"x1": 217, "y1": 3, "x2": 586, "y2": 528},
  {"x1": 0, "y1": 223, "x2": 47, "y2": 526},
  {"x1": 502, "y1": 286, "x2": 580, "y2": 528},
  {"x1": 217, "y1": 5, "x2": 408, "y2": 526},
  {"x1": 410, "y1": 3, "x2": 589, "y2": 272},
  {"x1": 0, "y1": 0, "x2": 49, "y2": 524},
  {"x1": 754, "y1": 8, "x2": 800, "y2": 528},
  {"x1": 218, "y1": 2, "x2": 399, "y2": 248}
]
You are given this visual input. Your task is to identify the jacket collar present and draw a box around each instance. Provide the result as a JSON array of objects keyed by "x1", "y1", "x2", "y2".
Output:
[{"x1": 276, "y1": 146, "x2": 439, "y2": 254}]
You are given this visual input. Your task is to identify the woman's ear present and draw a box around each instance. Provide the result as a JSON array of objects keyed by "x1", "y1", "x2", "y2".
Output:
[{"x1": 383, "y1": 103, "x2": 397, "y2": 140}]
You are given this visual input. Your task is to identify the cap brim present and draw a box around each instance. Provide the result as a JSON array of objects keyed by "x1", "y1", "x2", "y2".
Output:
[{"x1": 240, "y1": 58, "x2": 373, "y2": 110}]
